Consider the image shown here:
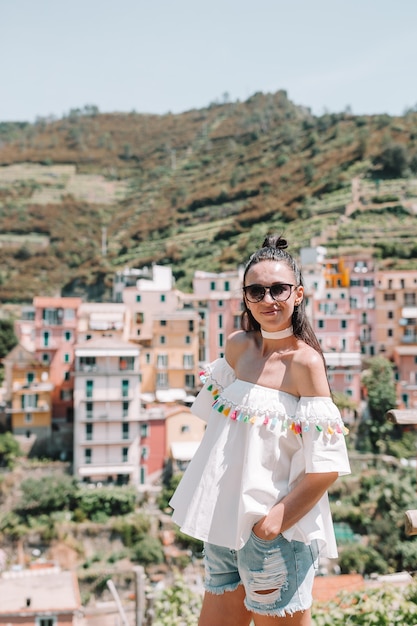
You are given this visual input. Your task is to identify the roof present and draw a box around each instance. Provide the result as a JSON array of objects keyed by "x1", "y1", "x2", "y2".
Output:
[
  {"x1": 75, "y1": 336, "x2": 139, "y2": 355},
  {"x1": 386, "y1": 409, "x2": 417, "y2": 425},
  {"x1": 170, "y1": 441, "x2": 200, "y2": 461},
  {"x1": 33, "y1": 296, "x2": 82, "y2": 308},
  {"x1": 0, "y1": 568, "x2": 81, "y2": 614},
  {"x1": 313, "y1": 574, "x2": 365, "y2": 602}
]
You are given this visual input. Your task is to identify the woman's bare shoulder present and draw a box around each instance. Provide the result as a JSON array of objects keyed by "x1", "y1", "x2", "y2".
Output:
[
  {"x1": 225, "y1": 330, "x2": 255, "y2": 367},
  {"x1": 292, "y1": 341, "x2": 330, "y2": 396}
]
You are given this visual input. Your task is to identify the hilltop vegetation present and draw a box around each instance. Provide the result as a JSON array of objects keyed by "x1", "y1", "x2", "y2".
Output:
[{"x1": 1, "y1": 94, "x2": 417, "y2": 302}]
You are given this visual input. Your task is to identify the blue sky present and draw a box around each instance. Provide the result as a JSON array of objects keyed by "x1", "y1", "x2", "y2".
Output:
[{"x1": 1, "y1": 0, "x2": 417, "y2": 122}]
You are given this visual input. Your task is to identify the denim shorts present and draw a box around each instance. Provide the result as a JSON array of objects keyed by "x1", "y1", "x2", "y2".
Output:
[{"x1": 203, "y1": 533, "x2": 319, "y2": 618}]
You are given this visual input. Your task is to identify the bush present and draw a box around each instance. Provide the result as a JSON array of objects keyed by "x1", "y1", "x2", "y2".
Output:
[
  {"x1": 132, "y1": 535, "x2": 164, "y2": 565},
  {"x1": 152, "y1": 574, "x2": 202, "y2": 625}
]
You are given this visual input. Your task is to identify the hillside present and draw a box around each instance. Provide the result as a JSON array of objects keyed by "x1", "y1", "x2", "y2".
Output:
[{"x1": 1, "y1": 92, "x2": 417, "y2": 303}]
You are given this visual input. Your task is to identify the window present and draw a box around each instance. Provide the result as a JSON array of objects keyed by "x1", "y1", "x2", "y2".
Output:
[
  {"x1": 42, "y1": 308, "x2": 63, "y2": 325},
  {"x1": 42, "y1": 353, "x2": 49, "y2": 364},
  {"x1": 122, "y1": 422, "x2": 129, "y2": 440},
  {"x1": 218, "y1": 314, "x2": 223, "y2": 329},
  {"x1": 64, "y1": 330, "x2": 72, "y2": 341},
  {"x1": 188, "y1": 320, "x2": 194, "y2": 332},
  {"x1": 64, "y1": 371, "x2": 71, "y2": 381},
  {"x1": 405, "y1": 293, "x2": 416, "y2": 306},
  {"x1": 122, "y1": 401, "x2": 129, "y2": 417},
  {"x1": 86, "y1": 380, "x2": 94, "y2": 399},
  {"x1": 185, "y1": 374, "x2": 195, "y2": 388},
  {"x1": 37, "y1": 618, "x2": 56, "y2": 626},
  {"x1": 160, "y1": 319, "x2": 167, "y2": 326},
  {"x1": 210, "y1": 281, "x2": 216, "y2": 291},
  {"x1": 387, "y1": 329, "x2": 393, "y2": 337},
  {"x1": 122, "y1": 447, "x2": 129, "y2": 463},
  {"x1": 183, "y1": 354, "x2": 194, "y2": 369},
  {"x1": 24, "y1": 413, "x2": 32, "y2": 423},
  {"x1": 388, "y1": 279, "x2": 392, "y2": 289},
  {"x1": 185, "y1": 335, "x2": 191, "y2": 344},
  {"x1": 160, "y1": 294, "x2": 166, "y2": 302},
  {"x1": 43, "y1": 330, "x2": 50, "y2": 347},
  {"x1": 63, "y1": 353, "x2": 70, "y2": 364},
  {"x1": 160, "y1": 336, "x2": 166, "y2": 345},
  {"x1": 136, "y1": 312, "x2": 144, "y2": 323},
  {"x1": 340, "y1": 320, "x2": 347, "y2": 329},
  {"x1": 121, "y1": 380, "x2": 129, "y2": 398},
  {"x1": 318, "y1": 320, "x2": 325, "y2": 329},
  {"x1": 86, "y1": 423, "x2": 93, "y2": 441},
  {"x1": 60, "y1": 389, "x2": 72, "y2": 401},
  {"x1": 85, "y1": 448, "x2": 92, "y2": 464},
  {"x1": 157, "y1": 354, "x2": 168, "y2": 368},
  {"x1": 136, "y1": 294, "x2": 141, "y2": 302},
  {"x1": 384, "y1": 293, "x2": 396, "y2": 301},
  {"x1": 218, "y1": 333, "x2": 224, "y2": 348},
  {"x1": 141, "y1": 446, "x2": 149, "y2": 460},
  {"x1": 218, "y1": 300, "x2": 223, "y2": 307},
  {"x1": 86, "y1": 402, "x2": 93, "y2": 419},
  {"x1": 80, "y1": 356, "x2": 96, "y2": 371},
  {"x1": 64, "y1": 308, "x2": 75, "y2": 321},
  {"x1": 181, "y1": 425, "x2": 190, "y2": 433},
  {"x1": 156, "y1": 372, "x2": 168, "y2": 388},
  {"x1": 224, "y1": 281, "x2": 230, "y2": 291},
  {"x1": 21, "y1": 394, "x2": 38, "y2": 409},
  {"x1": 387, "y1": 311, "x2": 394, "y2": 319},
  {"x1": 140, "y1": 423, "x2": 149, "y2": 438},
  {"x1": 119, "y1": 356, "x2": 134, "y2": 371},
  {"x1": 27, "y1": 371, "x2": 35, "y2": 384}
]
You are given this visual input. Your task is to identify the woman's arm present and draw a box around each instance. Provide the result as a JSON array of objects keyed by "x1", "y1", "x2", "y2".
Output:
[{"x1": 252, "y1": 472, "x2": 338, "y2": 540}]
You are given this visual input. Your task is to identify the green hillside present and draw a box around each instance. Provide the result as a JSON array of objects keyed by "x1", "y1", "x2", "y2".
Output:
[{"x1": 1, "y1": 93, "x2": 417, "y2": 302}]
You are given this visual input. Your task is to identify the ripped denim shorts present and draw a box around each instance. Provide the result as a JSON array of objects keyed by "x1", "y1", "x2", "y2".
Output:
[{"x1": 203, "y1": 533, "x2": 319, "y2": 618}]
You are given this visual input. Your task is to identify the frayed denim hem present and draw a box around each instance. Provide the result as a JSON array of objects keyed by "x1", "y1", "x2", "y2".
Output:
[
  {"x1": 244, "y1": 599, "x2": 311, "y2": 618},
  {"x1": 204, "y1": 581, "x2": 243, "y2": 596}
]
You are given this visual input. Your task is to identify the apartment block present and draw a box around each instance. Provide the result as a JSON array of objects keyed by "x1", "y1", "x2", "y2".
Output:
[
  {"x1": 73, "y1": 336, "x2": 141, "y2": 485},
  {"x1": 3, "y1": 344, "x2": 53, "y2": 437},
  {"x1": 32, "y1": 296, "x2": 82, "y2": 423},
  {"x1": 375, "y1": 269, "x2": 417, "y2": 358}
]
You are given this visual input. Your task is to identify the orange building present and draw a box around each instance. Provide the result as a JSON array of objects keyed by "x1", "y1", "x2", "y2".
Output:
[{"x1": 3, "y1": 344, "x2": 53, "y2": 437}]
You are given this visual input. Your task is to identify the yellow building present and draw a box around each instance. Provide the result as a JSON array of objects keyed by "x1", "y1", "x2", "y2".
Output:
[{"x1": 3, "y1": 344, "x2": 53, "y2": 437}]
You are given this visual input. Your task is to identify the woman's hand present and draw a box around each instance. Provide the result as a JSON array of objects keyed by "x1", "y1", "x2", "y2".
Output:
[{"x1": 252, "y1": 507, "x2": 284, "y2": 541}]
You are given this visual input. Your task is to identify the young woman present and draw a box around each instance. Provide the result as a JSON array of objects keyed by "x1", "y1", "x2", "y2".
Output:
[{"x1": 170, "y1": 235, "x2": 351, "y2": 625}]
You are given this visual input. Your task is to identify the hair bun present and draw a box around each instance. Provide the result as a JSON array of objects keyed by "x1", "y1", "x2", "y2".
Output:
[{"x1": 262, "y1": 234, "x2": 288, "y2": 250}]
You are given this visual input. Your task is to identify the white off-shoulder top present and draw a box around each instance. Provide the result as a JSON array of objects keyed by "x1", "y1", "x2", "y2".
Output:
[{"x1": 170, "y1": 358, "x2": 351, "y2": 557}]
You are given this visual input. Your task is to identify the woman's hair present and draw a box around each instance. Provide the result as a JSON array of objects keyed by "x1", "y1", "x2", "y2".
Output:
[{"x1": 241, "y1": 234, "x2": 324, "y2": 357}]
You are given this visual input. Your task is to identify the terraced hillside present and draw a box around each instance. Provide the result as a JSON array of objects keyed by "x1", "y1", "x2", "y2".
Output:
[{"x1": 1, "y1": 93, "x2": 417, "y2": 302}]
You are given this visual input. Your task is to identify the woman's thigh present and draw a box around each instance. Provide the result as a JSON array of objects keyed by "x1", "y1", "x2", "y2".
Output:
[
  {"x1": 237, "y1": 533, "x2": 318, "y2": 619},
  {"x1": 198, "y1": 586, "x2": 253, "y2": 626}
]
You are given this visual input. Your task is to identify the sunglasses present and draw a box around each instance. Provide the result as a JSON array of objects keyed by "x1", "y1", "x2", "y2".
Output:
[{"x1": 243, "y1": 282, "x2": 295, "y2": 303}]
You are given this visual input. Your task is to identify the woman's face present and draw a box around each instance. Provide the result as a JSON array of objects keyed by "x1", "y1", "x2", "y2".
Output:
[{"x1": 244, "y1": 260, "x2": 303, "y2": 331}]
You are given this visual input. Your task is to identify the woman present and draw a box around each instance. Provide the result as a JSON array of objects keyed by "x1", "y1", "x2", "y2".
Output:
[{"x1": 170, "y1": 235, "x2": 351, "y2": 625}]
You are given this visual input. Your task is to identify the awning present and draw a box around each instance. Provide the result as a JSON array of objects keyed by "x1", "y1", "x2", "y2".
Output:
[{"x1": 170, "y1": 441, "x2": 200, "y2": 461}]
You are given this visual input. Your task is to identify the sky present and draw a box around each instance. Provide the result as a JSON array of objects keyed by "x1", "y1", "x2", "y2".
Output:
[{"x1": 1, "y1": 0, "x2": 417, "y2": 123}]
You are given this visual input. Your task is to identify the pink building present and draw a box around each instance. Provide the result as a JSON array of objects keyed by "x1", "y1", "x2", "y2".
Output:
[
  {"x1": 32, "y1": 296, "x2": 82, "y2": 424},
  {"x1": 138, "y1": 406, "x2": 166, "y2": 483},
  {"x1": 184, "y1": 269, "x2": 243, "y2": 363}
]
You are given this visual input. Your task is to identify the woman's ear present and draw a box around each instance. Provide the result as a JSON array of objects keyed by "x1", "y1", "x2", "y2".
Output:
[{"x1": 294, "y1": 285, "x2": 304, "y2": 306}]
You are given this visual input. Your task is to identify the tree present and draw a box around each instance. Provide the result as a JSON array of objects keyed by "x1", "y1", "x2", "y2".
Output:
[
  {"x1": 0, "y1": 318, "x2": 18, "y2": 359},
  {"x1": 376, "y1": 143, "x2": 409, "y2": 178},
  {"x1": 361, "y1": 356, "x2": 397, "y2": 453},
  {"x1": 0, "y1": 433, "x2": 21, "y2": 468}
]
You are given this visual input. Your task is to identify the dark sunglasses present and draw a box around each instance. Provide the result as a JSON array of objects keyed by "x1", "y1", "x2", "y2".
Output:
[{"x1": 243, "y1": 282, "x2": 295, "y2": 303}]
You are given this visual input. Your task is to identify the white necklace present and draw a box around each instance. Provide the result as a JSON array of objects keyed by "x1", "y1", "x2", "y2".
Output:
[{"x1": 261, "y1": 325, "x2": 293, "y2": 340}]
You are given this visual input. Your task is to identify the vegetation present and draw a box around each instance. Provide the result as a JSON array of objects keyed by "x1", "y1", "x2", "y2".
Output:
[
  {"x1": 1, "y1": 93, "x2": 417, "y2": 300},
  {"x1": 0, "y1": 432, "x2": 21, "y2": 467},
  {"x1": 357, "y1": 356, "x2": 398, "y2": 454}
]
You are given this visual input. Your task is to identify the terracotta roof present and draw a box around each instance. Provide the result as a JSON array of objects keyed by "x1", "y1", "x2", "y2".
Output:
[{"x1": 313, "y1": 574, "x2": 365, "y2": 602}]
